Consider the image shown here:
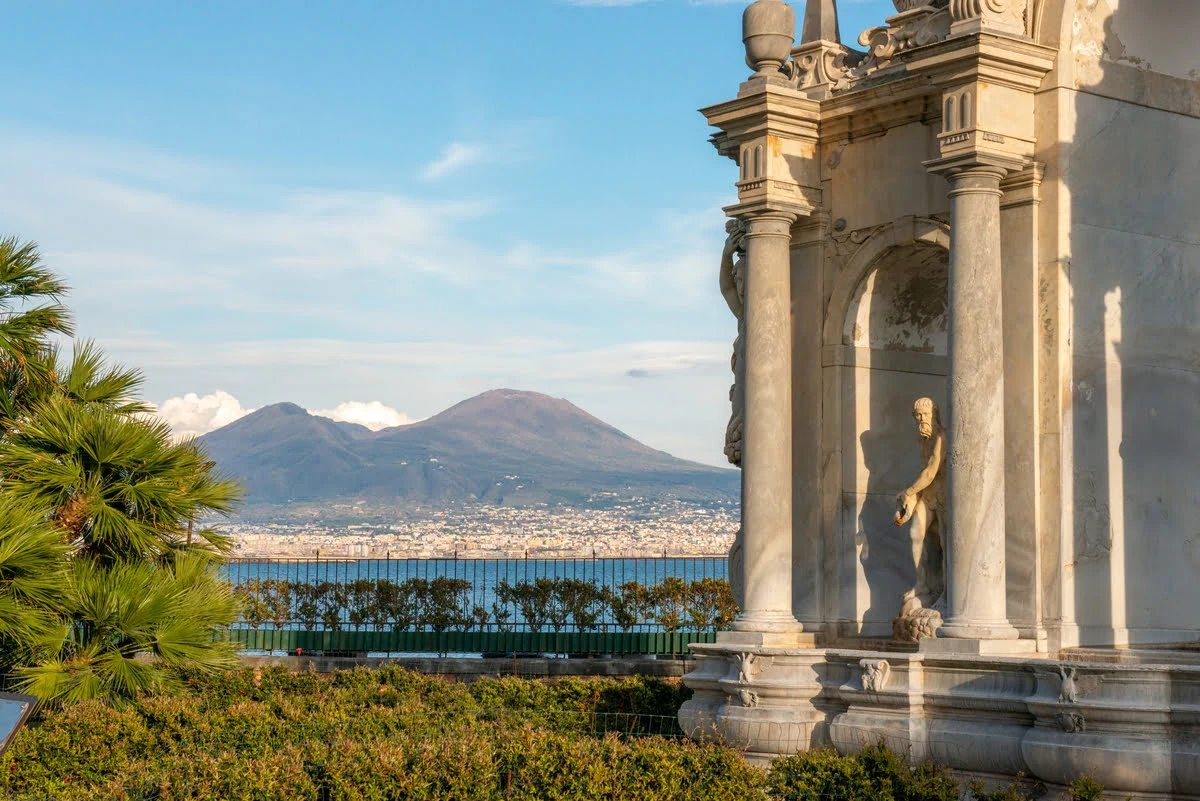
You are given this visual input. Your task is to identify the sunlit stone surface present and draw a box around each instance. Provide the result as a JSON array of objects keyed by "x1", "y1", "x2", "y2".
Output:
[{"x1": 683, "y1": 1, "x2": 1200, "y2": 797}]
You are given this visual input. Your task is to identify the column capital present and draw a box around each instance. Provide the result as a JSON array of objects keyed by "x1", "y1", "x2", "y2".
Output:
[
  {"x1": 924, "y1": 153, "x2": 1025, "y2": 179},
  {"x1": 733, "y1": 208, "x2": 798, "y2": 240},
  {"x1": 942, "y1": 165, "x2": 1009, "y2": 199},
  {"x1": 725, "y1": 202, "x2": 802, "y2": 228}
]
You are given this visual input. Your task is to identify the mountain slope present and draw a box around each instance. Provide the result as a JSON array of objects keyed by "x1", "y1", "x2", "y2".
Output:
[{"x1": 199, "y1": 389, "x2": 738, "y2": 506}]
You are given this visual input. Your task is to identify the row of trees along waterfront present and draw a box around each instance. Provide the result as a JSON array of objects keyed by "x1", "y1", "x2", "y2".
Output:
[{"x1": 235, "y1": 575, "x2": 737, "y2": 634}]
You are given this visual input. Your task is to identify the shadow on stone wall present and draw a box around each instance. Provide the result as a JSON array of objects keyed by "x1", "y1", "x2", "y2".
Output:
[{"x1": 1067, "y1": 3, "x2": 1200, "y2": 651}]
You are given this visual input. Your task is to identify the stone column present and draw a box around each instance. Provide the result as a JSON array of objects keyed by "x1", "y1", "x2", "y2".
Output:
[
  {"x1": 939, "y1": 166, "x2": 1019, "y2": 640},
  {"x1": 731, "y1": 210, "x2": 804, "y2": 635}
]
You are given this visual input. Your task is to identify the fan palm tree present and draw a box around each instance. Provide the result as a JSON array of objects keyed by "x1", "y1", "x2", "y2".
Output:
[
  {"x1": 0, "y1": 494, "x2": 69, "y2": 673},
  {"x1": 15, "y1": 552, "x2": 240, "y2": 703},
  {"x1": 0, "y1": 236, "x2": 246, "y2": 704},
  {"x1": 0, "y1": 397, "x2": 241, "y2": 564},
  {"x1": 0, "y1": 237, "x2": 73, "y2": 365},
  {"x1": 0, "y1": 237, "x2": 75, "y2": 428}
]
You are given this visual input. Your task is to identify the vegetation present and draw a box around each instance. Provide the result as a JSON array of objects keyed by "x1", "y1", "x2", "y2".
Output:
[
  {"x1": 0, "y1": 237, "x2": 241, "y2": 704},
  {"x1": 233, "y1": 574, "x2": 738, "y2": 634},
  {"x1": 1, "y1": 666, "x2": 1105, "y2": 801},
  {"x1": 1, "y1": 666, "x2": 749, "y2": 800}
]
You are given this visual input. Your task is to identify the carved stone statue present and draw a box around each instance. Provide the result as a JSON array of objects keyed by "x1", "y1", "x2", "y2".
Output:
[
  {"x1": 892, "y1": 397, "x2": 946, "y2": 642},
  {"x1": 720, "y1": 218, "x2": 748, "y2": 609},
  {"x1": 719, "y1": 218, "x2": 747, "y2": 468}
]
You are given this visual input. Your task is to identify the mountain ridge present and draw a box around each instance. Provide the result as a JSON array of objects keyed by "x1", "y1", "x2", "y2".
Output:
[{"x1": 199, "y1": 389, "x2": 738, "y2": 506}]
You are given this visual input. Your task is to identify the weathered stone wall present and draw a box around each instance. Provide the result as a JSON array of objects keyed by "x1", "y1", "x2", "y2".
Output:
[{"x1": 1054, "y1": 1, "x2": 1200, "y2": 645}]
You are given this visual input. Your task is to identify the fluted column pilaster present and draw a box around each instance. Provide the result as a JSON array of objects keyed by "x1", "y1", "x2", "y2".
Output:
[{"x1": 731, "y1": 210, "x2": 804, "y2": 635}]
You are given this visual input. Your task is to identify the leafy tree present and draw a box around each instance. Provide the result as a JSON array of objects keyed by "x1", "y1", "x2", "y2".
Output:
[
  {"x1": 0, "y1": 495, "x2": 69, "y2": 673},
  {"x1": 16, "y1": 553, "x2": 239, "y2": 704},
  {"x1": 0, "y1": 236, "x2": 244, "y2": 705},
  {"x1": 0, "y1": 397, "x2": 239, "y2": 564}
]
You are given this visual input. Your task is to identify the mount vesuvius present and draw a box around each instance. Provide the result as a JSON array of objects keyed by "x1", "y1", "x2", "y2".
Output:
[{"x1": 198, "y1": 389, "x2": 739, "y2": 507}]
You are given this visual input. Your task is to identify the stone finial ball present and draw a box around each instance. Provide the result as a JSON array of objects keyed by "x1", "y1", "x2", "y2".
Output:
[{"x1": 742, "y1": 0, "x2": 796, "y2": 77}]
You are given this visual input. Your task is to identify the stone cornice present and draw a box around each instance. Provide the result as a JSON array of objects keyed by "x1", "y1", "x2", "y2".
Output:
[
  {"x1": 999, "y1": 162, "x2": 1044, "y2": 209},
  {"x1": 904, "y1": 31, "x2": 1056, "y2": 92},
  {"x1": 701, "y1": 83, "x2": 822, "y2": 144}
]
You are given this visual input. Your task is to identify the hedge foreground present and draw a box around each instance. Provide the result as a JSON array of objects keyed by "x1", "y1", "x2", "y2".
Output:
[{"x1": 1, "y1": 667, "x2": 1104, "y2": 801}]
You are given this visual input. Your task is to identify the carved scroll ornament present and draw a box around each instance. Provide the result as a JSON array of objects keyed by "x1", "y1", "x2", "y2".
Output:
[
  {"x1": 832, "y1": 7, "x2": 952, "y2": 93},
  {"x1": 949, "y1": 0, "x2": 1026, "y2": 29}
]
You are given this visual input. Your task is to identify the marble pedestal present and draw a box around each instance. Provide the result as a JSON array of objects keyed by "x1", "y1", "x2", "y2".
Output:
[{"x1": 680, "y1": 643, "x2": 1200, "y2": 798}]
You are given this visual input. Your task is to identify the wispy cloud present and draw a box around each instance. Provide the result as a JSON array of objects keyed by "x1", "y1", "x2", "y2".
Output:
[{"x1": 421, "y1": 142, "x2": 484, "y2": 180}]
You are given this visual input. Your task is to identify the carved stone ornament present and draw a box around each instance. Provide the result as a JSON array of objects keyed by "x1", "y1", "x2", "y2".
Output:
[
  {"x1": 892, "y1": 608, "x2": 942, "y2": 643},
  {"x1": 728, "y1": 526, "x2": 745, "y2": 609},
  {"x1": 860, "y1": 659, "x2": 891, "y2": 692},
  {"x1": 949, "y1": 0, "x2": 1026, "y2": 33},
  {"x1": 738, "y1": 688, "x2": 760, "y2": 708},
  {"x1": 719, "y1": 218, "x2": 746, "y2": 468},
  {"x1": 950, "y1": 0, "x2": 1015, "y2": 20},
  {"x1": 743, "y1": 0, "x2": 797, "y2": 80},
  {"x1": 894, "y1": 0, "x2": 948, "y2": 10},
  {"x1": 832, "y1": 6, "x2": 951, "y2": 93},
  {"x1": 1055, "y1": 711, "x2": 1086, "y2": 734},
  {"x1": 1057, "y1": 665, "x2": 1078, "y2": 704},
  {"x1": 782, "y1": 44, "x2": 855, "y2": 92},
  {"x1": 735, "y1": 652, "x2": 774, "y2": 685}
]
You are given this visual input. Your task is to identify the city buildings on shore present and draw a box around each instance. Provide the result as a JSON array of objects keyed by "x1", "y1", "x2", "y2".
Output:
[{"x1": 217, "y1": 498, "x2": 737, "y2": 559}]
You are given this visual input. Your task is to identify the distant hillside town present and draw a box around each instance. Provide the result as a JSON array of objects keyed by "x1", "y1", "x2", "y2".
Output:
[{"x1": 217, "y1": 497, "x2": 737, "y2": 559}]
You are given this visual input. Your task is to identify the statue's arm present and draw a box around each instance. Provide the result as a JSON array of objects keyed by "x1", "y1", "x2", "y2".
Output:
[
  {"x1": 904, "y1": 431, "x2": 944, "y2": 496},
  {"x1": 719, "y1": 237, "x2": 743, "y2": 318}
]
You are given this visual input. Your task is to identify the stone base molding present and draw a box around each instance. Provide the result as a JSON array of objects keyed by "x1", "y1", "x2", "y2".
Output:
[{"x1": 680, "y1": 644, "x2": 1200, "y2": 798}]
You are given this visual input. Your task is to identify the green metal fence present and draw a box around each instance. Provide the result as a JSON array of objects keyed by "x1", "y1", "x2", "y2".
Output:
[
  {"x1": 224, "y1": 556, "x2": 731, "y2": 657},
  {"x1": 227, "y1": 628, "x2": 717, "y2": 656}
]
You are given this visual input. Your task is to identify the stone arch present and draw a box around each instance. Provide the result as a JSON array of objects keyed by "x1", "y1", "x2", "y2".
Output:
[
  {"x1": 820, "y1": 216, "x2": 950, "y2": 640},
  {"x1": 822, "y1": 216, "x2": 951, "y2": 348}
]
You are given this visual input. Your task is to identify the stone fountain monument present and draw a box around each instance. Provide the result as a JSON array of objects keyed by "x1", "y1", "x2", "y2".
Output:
[{"x1": 681, "y1": 1, "x2": 1200, "y2": 797}]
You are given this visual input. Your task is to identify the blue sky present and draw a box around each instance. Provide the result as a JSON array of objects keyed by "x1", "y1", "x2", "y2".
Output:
[{"x1": 0, "y1": 0, "x2": 895, "y2": 466}]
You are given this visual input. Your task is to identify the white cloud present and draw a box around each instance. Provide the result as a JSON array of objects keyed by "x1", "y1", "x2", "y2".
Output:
[
  {"x1": 151, "y1": 390, "x2": 254, "y2": 439},
  {"x1": 312, "y1": 401, "x2": 420, "y2": 431},
  {"x1": 421, "y1": 142, "x2": 484, "y2": 180}
]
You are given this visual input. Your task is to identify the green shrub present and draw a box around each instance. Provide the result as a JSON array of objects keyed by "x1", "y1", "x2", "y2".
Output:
[
  {"x1": 969, "y1": 778, "x2": 1033, "y2": 801},
  {"x1": 125, "y1": 745, "x2": 320, "y2": 801},
  {"x1": 2, "y1": 702, "x2": 154, "y2": 797},
  {"x1": 767, "y1": 745, "x2": 958, "y2": 801},
  {"x1": 1, "y1": 667, "x2": 722, "y2": 800},
  {"x1": 768, "y1": 748, "x2": 876, "y2": 801},
  {"x1": 1069, "y1": 776, "x2": 1104, "y2": 801},
  {"x1": 324, "y1": 732, "x2": 499, "y2": 801}
]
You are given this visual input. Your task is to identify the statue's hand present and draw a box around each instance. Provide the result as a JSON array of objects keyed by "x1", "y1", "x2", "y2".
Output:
[{"x1": 894, "y1": 491, "x2": 916, "y2": 526}]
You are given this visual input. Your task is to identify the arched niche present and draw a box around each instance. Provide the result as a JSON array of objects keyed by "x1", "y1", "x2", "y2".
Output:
[
  {"x1": 820, "y1": 217, "x2": 950, "y2": 639},
  {"x1": 843, "y1": 245, "x2": 948, "y2": 355}
]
